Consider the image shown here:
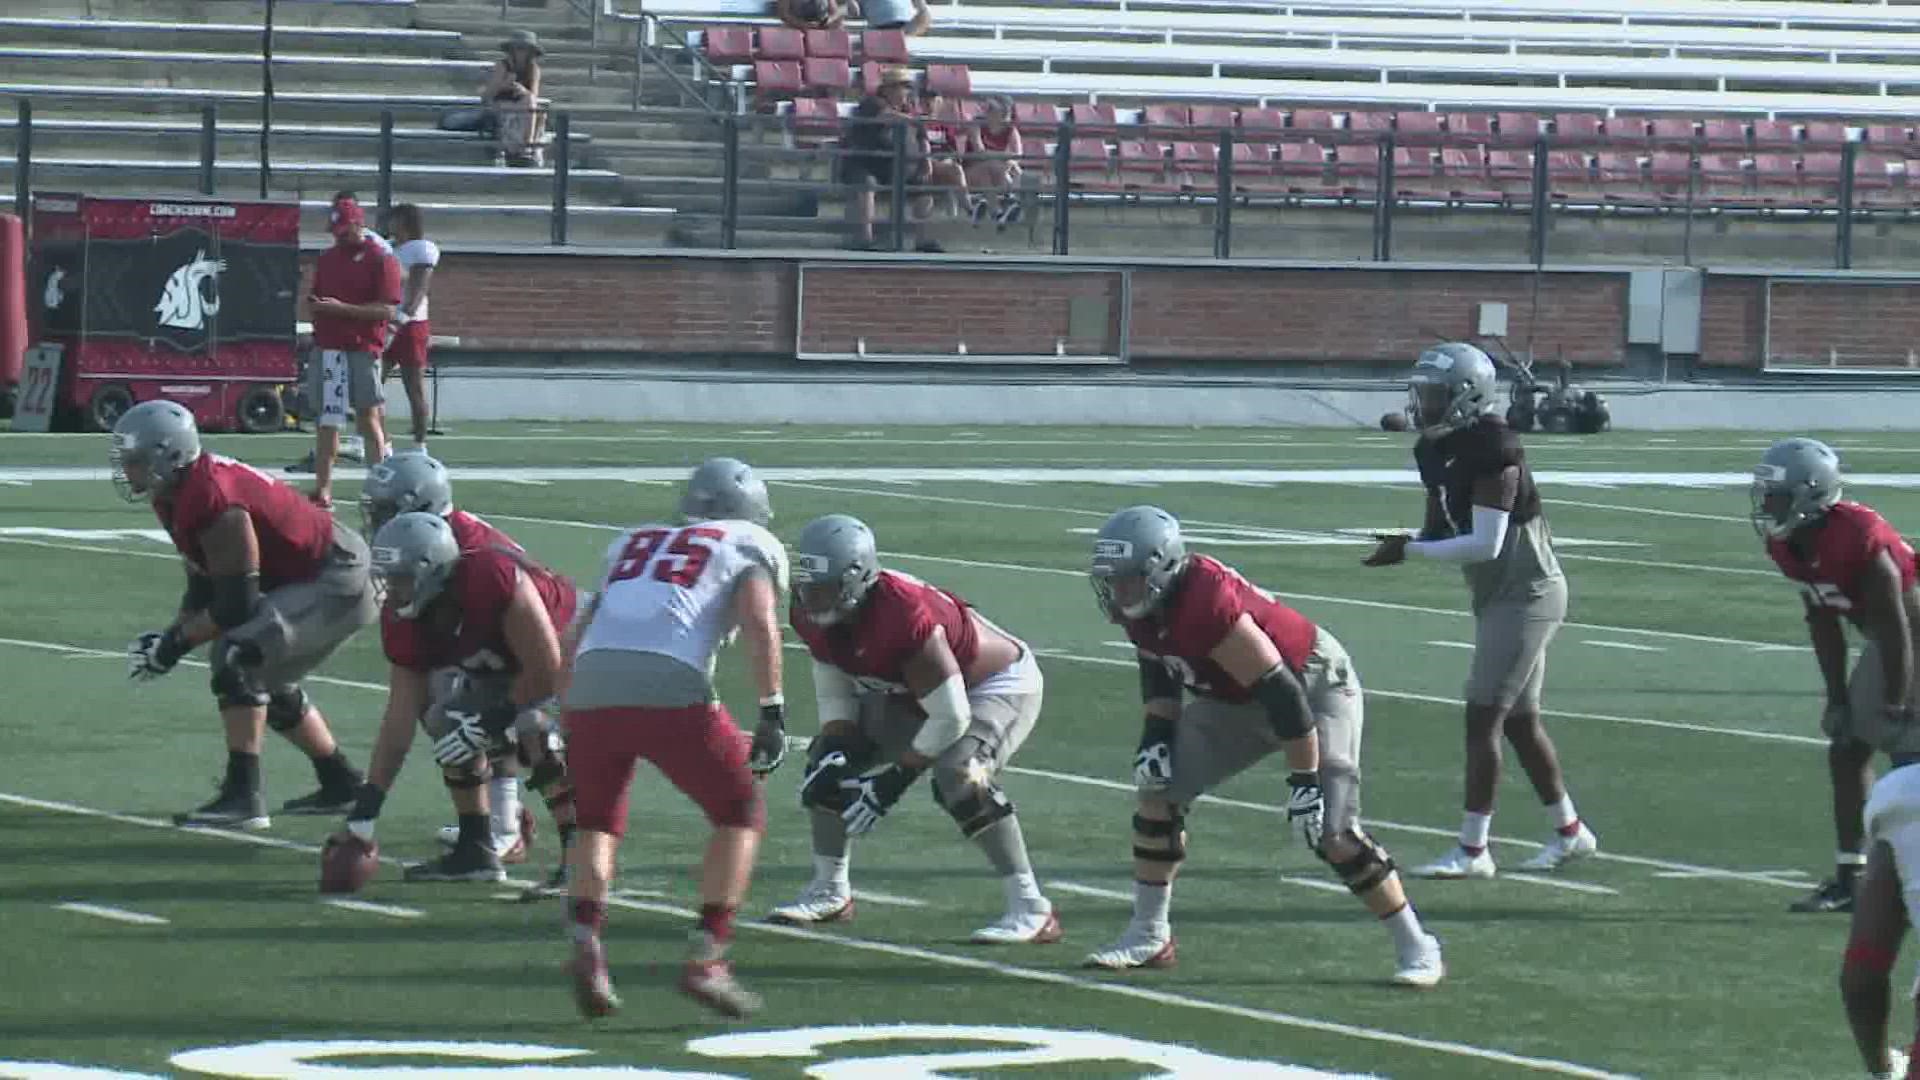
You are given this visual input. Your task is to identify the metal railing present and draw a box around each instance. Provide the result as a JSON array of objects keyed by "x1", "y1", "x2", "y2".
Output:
[{"x1": 5, "y1": 99, "x2": 584, "y2": 246}]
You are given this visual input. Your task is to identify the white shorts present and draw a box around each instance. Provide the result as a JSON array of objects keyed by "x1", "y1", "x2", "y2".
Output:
[{"x1": 1865, "y1": 762, "x2": 1920, "y2": 993}]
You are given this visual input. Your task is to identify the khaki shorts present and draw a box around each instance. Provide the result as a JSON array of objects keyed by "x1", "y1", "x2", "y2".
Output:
[
  {"x1": 1166, "y1": 627, "x2": 1364, "y2": 835},
  {"x1": 309, "y1": 348, "x2": 384, "y2": 427},
  {"x1": 421, "y1": 668, "x2": 552, "y2": 752},
  {"x1": 210, "y1": 522, "x2": 378, "y2": 693},
  {"x1": 850, "y1": 684, "x2": 1042, "y2": 781},
  {"x1": 1465, "y1": 577, "x2": 1568, "y2": 711}
]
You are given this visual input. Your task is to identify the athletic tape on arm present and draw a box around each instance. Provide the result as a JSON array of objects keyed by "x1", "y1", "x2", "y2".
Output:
[
  {"x1": 812, "y1": 659, "x2": 859, "y2": 728},
  {"x1": 911, "y1": 672, "x2": 971, "y2": 758}
]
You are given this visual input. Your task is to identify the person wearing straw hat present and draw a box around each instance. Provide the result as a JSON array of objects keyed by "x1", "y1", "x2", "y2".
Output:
[
  {"x1": 483, "y1": 29, "x2": 545, "y2": 166},
  {"x1": 840, "y1": 67, "x2": 944, "y2": 250}
]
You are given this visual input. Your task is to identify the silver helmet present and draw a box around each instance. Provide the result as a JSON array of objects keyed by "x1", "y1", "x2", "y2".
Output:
[
  {"x1": 792, "y1": 513, "x2": 879, "y2": 627},
  {"x1": 361, "y1": 451, "x2": 453, "y2": 533},
  {"x1": 681, "y1": 456, "x2": 772, "y2": 525},
  {"x1": 1408, "y1": 342, "x2": 1500, "y2": 437},
  {"x1": 370, "y1": 511, "x2": 461, "y2": 620},
  {"x1": 1090, "y1": 505, "x2": 1188, "y2": 623},
  {"x1": 1751, "y1": 437, "x2": 1843, "y2": 539},
  {"x1": 110, "y1": 399, "x2": 202, "y2": 502}
]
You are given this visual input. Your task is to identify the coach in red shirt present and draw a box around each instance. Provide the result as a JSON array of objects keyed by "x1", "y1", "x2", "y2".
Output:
[{"x1": 306, "y1": 194, "x2": 400, "y2": 508}]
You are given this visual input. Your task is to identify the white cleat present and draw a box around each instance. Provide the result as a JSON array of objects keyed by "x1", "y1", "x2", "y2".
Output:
[
  {"x1": 971, "y1": 902, "x2": 1064, "y2": 945},
  {"x1": 1393, "y1": 933, "x2": 1446, "y2": 989},
  {"x1": 766, "y1": 882, "x2": 854, "y2": 926},
  {"x1": 1084, "y1": 922, "x2": 1176, "y2": 970},
  {"x1": 1413, "y1": 846, "x2": 1497, "y2": 880},
  {"x1": 1517, "y1": 823, "x2": 1598, "y2": 872}
]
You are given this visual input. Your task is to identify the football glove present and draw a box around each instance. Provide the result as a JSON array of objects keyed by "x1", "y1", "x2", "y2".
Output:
[
  {"x1": 432, "y1": 709, "x2": 490, "y2": 767},
  {"x1": 1286, "y1": 771, "x2": 1325, "y2": 850},
  {"x1": 749, "y1": 702, "x2": 788, "y2": 777},
  {"x1": 800, "y1": 749, "x2": 855, "y2": 812},
  {"x1": 1134, "y1": 740, "x2": 1174, "y2": 794},
  {"x1": 841, "y1": 764, "x2": 920, "y2": 837},
  {"x1": 127, "y1": 627, "x2": 188, "y2": 682}
]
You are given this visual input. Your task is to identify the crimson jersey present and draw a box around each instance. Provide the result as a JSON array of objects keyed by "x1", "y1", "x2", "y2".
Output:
[
  {"x1": 382, "y1": 546, "x2": 577, "y2": 674},
  {"x1": 792, "y1": 570, "x2": 981, "y2": 694},
  {"x1": 1119, "y1": 555, "x2": 1317, "y2": 704},
  {"x1": 1767, "y1": 501, "x2": 1917, "y2": 614},
  {"x1": 448, "y1": 509, "x2": 518, "y2": 555},
  {"x1": 155, "y1": 454, "x2": 333, "y2": 588}
]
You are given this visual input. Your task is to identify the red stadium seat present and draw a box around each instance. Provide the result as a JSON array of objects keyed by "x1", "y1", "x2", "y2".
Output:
[
  {"x1": 1116, "y1": 141, "x2": 1175, "y2": 191},
  {"x1": 1750, "y1": 119, "x2": 1795, "y2": 147},
  {"x1": 1701, "y1": 118, "x2": 1746, "y2": 151},
  {"x1": 802, "y1": 57, "x2": 851, "y2": 94},
  {"x1": 1441, "y1": 146, "x2": 1500, "y2": 202},
  {"x1": 1546, "y1": 150, "x2": 1593, "y2": 198},
  {"x1": 758, "y1": 27, "x2": 806, "y2": 60},
  {"x1": 1015, "y1": 101, "x2": 1060, "y2": 135},
  {"x1": 805, "y1": 29, "x2": 851, "y2": 58},
  {"x1": 1290, "y1": 109, "x2": 1338, "y2": 137},
  {"x1": 1648, "y1": 117, "x2": 1696, "y2": 147},
  {"x1": 1600, "y1": 116, "x2": 1649, "y2": 144},
  {"x1": 1228, "y1": 142, "x2": 1282, "y2": 194},
  {"x1": 1597, "y1": 151, "x2": 1651, "y2": 205},
  {"x1": 1190, "y1": 105, "x2": 1236, "y2": 133},
  {"x1": 1237, "y1": 107, "x2": 1288, "y2": 140},
  {"x1": 753, "y1": 61, "x2": 804, "y2": 102},
  {"x1": 1698, "y1": 153, "x2": 1755, "y2": 206},
  {"x1": 924, "y1": 64, "x2": 971, "y2": 97},
  {"x1": 861, "y1": 29, "x2": 910, "y2": 63},
  {"x1": 1173, "y1": 139, "x2": 1219, "y2": 187},
  {"x1": 1494, "y1": 112, "x2": 1541, "y2": 145},
  {"x1": 1865, "y1": 123, "x2": 1912, "y2": 153},
  {"x1": 1394, "y1": 111, "x2": 1445, "y2": 145},
  {"x1": 1489, "y1": 148, "x2": 1533, "y2": 181},
  {"x1": 703, "y1": 26, "x2": 754, "y2": 64},
  {"x1": 1069, "y1": 137, "x2": 1113, "y2": 176},
  {"x1": 1393, "y1": 145, "x2": 1436, "y2": 177},
  {"x1": 1854, "y1": 152, "x2": 1897, "y2": 189},
  {"x1": 1277, "y1": 141, "x2": 1334, "y2": 196},
  {"x1": 1752, "y1": 152, "x2": 1800, "y2": 190},
  {"x1": 1071, "y1": 103, "x2": 1118, "y2": 135},
  {"x1": 1554, "y1": 112, "x2": 1603, "y2": 142},
  {"x1": 1444, "y1": 113, "x2": 1494, "y2": 143},
  {"x1": 1145, "y1": 104, "x2": 1192, "y2": 132},
  {"x1": 789, "y1": 96, "x2": 842, "y2": 138},
  {"x1": 1335, "y1": 143, "x2": 1381, "y2": 196},
  {"x1": 1803, "y1": 120, "x2": 1847, "y2": 149},
  {"x1": 859, "y1": 61, "x2": 883, "y2": 94},
  {"x1": 1346, "y1": 111, "x2": 1394, "y2": 137}
]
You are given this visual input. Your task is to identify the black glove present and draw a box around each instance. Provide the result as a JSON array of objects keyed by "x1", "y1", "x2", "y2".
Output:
[
  {"x1": 1286, "y1": 770, "x2": 1325, "y2": 850},
  {"x1": 749, "y1": 701, "x2": 788, "y2": 776},
  {"x1": 800, "y1": 735, "x2": 860, "y2": 812},
  {"x1": 841, "y1": 763, "x2": 922, "y2": 836}
]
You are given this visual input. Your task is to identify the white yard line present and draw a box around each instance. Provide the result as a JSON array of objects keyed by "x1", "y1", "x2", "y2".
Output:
[
  {"x1": 54, "y1": 901, "x2": 169, "y2": 926},
  {"x1": 1278, "y1": 875, "x2": 1351, "y2": 895},
  {"x1": 1560, "y1": 553, "x2": 1775, "y2": 578},
  {"x1": 0, "y1": 536, "x2": 179, "y2": 561},
  {"x1": 1581, "y1": 640, "x2": 1667, "y2": 654},
  {"x1": 1548, "y1": 498, "x2": 1747, "y2": 524},
  {"x1": 1051, "y1": 881, "x2": 1135, "y2": 902},
  {"x1": 855, "y1": 889, "x2": 931, "y2": 908},
  {"x1": 1426, "y1": 640, "x2": 1478, "y2": 650},
  {"x1": 1504, "y1": 874, "x2": 1621, "y2": 896},
  {"x1": 322, "y1": 898, "x2": 425, "y2": 919},
  {"x1": 0, "y1": 791, "x2": 1628, "y2": 1078}
]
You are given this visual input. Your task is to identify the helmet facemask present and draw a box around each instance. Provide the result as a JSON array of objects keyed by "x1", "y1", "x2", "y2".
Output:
[
  {"x1": 110, "y1": 436, "x2": 177, "y2": 503},
  {"x1": 792, "y1": 551, "x2": 873, "y2": 627},
  {"x1": 1408, "y1": 374, "x2": 1479, "y2": 438},
  {"x1": 1750, "y1": 469, "x2": 1837, "y2": 540},
  {"x1": 1090, "y1": 538, "x2": 1183, "y2": 623},
  {"x1": 370, "y1": 533, "x2": 457, "y2": 620}
]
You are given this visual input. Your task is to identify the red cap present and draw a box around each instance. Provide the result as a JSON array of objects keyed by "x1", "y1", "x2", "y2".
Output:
[{"x1": 328, "y1": 197, "x2": 365, "y2": 236}]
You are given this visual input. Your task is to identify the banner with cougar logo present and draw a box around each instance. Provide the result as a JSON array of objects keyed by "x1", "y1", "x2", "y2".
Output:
[{"x1": 80, "y1": 227, "x2": 296, "y2": 353}]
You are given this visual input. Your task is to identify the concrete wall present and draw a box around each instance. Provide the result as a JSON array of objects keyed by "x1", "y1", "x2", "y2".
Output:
[{"x1": 298, "y1": 248, "x2": 1920, "y2": 372}]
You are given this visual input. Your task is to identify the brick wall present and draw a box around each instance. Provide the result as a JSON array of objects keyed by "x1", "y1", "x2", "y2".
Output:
[
  {"x1": 1126, "y1": 268, "x2": 1629, "y2": 365},
  {"x1": 298, "y1": 250, "x2": 1901, "y2": 371}
]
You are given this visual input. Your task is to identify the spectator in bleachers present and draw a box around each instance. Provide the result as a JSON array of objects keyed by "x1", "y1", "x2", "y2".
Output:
[
  {"x1": 919, "y1": 90, "x2": 973, "y2": 219},
  {"x1": 857, "y1": 0, "x2": 932, "y2": 35},
  {"x1": 839, "y1": 66, "x2": 944, "y2": 250},
  {"x1": 962, "y1": 96, "x2": 1023, "y2": 227},
  {"x1": 484, "y1": 30, "x2": 545, "y2": 167},
  {"x1": 778, "y1": 0, "x2": 848, "y2": 30},
  {"x1": 384, "y1": 203, "x2": 439, "y2": 451}
]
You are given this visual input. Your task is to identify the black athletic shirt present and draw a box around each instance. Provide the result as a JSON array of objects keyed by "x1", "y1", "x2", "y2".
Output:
[{"x1": 1412, "y1": 415, "x2": 1543, "y2": 536}]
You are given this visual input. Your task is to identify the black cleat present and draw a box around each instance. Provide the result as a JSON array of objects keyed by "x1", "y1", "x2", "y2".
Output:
[
  {"x1": 1789, "y1": 876, "x2": 1855, "y2": 913},
  {"x1": 404, "y1": 842, "x2": 507, "y2": 884},
  {"x1": 174, "y1": 787, "x2": 270, "y2": 831},
  {"x1": 281, "y1": 786, "x2": 358, "y2": 816}
]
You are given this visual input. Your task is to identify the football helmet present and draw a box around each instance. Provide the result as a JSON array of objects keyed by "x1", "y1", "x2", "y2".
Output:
[
  {"x1": 1090, "y1": 505, "x2": 1187, "y2": 622},
  {"x1": 792, "y1": 513, "x2": 879, "y2": 626},
  {"x1": 681, "y1": 456, "x2": 772, "y2": 525},
  {"x1": 370, "y1": 511, "x2": 461, "y2": 619},
  {"x1": 110, "y1": 399, "x2": 202, "y2": 501},
  {"x1": 1751, "y1": 437, "x2": 1842, "y2": 539},
  {"x1": 1407, "y1": 342, "x2": 1499, "y2": 437},
  {"x1": 361, "y1": 451, "x2": 453, "y2": 533}
]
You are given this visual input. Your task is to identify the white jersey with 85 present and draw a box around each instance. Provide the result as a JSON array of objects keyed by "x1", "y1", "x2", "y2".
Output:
[{"x1": 575, "y1": 519, "x2": 787, "y2": 676}]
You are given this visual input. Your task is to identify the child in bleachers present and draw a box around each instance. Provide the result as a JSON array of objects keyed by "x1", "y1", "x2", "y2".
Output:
[{"x1": 962, "y1": 96, "x2": 1023, "y2": 227}]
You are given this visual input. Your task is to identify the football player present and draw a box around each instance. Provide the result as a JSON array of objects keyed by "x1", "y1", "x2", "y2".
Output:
[
  {"x1": 1754, "y1": 437, "x2": 1920, "y2": 913},
  {"x1": 561, "y1": 457, "x2": 790, "y2": 1019},
  {"x1": 1840, "y1": 758, "x2": 1920, "y2": 1080},
  {"x1": 114, "y1": 400, "x2": 374, "y2": 828},
  {"x1": 334, "y1": 511, "x2": 579, "y2": 885},
  {"x1": 1083, "y1": 506, "x2": 1443, "y2": 985},
  {"x1": 1364, "y1": 342, "x2": 1597, "y2": 879},
  {"x1": 361, "y1": 450, "x2": 546, "y2": 863},
  {"x1": 774, "y1": 513, "x2": 1060, "y2": 946}
]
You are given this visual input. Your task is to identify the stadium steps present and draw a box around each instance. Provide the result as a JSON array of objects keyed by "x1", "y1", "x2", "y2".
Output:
[
  {"x1": 0, "y1": 116, "x2": 590, "y2": 166},
  {"x1": 0, "y1": 18, "x2": 462, "y2": 58},
  {"x1": 35, "y1": 0, "x2": 416, "y2": 29}
]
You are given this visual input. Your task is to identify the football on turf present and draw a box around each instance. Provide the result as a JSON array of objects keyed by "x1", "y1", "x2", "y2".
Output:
[
  {"x1": 1380, "y1": 411, "x2": 1410, "y2": 432},
  {"x1": 319, "y1": 832, "x2": 380, "y2": 894}
]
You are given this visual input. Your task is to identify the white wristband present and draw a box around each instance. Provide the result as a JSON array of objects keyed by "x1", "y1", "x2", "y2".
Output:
[{"x1": 759, "y1": 693, "x2": 785, "y2": 708}]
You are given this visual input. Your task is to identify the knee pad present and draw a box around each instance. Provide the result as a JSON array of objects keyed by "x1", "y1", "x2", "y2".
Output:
[
  {"x1": 1132, "y1": 809, "x2": 1186, "y2": 864},
  {"x1": 442, "y1": 766, "x2": 487, "y2": 790},
  {"x1": 266, "y1": 687, "x2": 310, "y2": 733},
  {"x1": 930, "y1": 773, "x2": 1016, "y2": 840},
  {"x1": 1320, "y1": 829, "x2": 1396, "y2": 895},
  {"x1": 209, "y1": 655, "x2": 268, "y2": 710}
]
